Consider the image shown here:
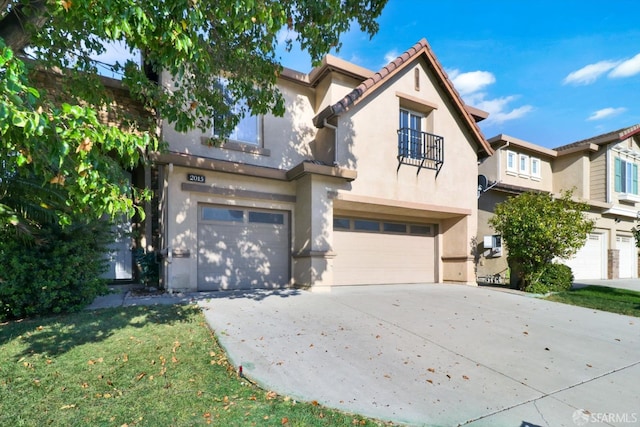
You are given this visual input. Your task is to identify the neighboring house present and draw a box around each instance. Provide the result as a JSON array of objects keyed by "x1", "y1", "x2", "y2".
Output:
[
  {"x1": 150, "y1": 39, "x2": 493, "y2": 292},
  {"x1": 478, "y1": 127, "x2": 640, "y2": 283}
]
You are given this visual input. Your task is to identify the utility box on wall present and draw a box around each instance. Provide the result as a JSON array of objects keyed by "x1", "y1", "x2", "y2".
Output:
[{"x1": 483, "y1": 234, "x2": 502, "y2": 257}]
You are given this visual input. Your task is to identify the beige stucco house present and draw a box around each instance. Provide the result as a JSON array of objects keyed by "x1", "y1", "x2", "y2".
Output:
[
  {"x1": 150, "y1": 39, "x2": 493, "y2": 292},
  {"x1": 478, "y1": 126, "x2": 640, "y2": 283}
]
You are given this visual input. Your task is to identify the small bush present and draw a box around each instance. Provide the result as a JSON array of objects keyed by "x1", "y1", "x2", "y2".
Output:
[
  {"x1": 524, "y1": 263, "x2": 574, "y2": 294},
  {"x1": 0, "y1": 220, "x2": 112, "y2": 321}
]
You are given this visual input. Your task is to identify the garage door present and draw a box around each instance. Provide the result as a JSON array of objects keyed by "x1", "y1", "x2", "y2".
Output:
[
  {"x1": 617, "y1": 235, "x2": 637, "y2": 279},
  {"x1": 332, "y1": 217, "x2": 436, "y2": 285},
  {"x1": 197, "y1": 205, "x2": 290, "y2": 290},
  {"x1": 564, "y1": 233, "x2": 606, "y2": 280}
]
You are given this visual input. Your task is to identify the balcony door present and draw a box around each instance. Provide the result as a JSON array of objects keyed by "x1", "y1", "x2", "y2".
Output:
[{"x1": 399, "y1": 108, "x2": 423, "y2": 159}]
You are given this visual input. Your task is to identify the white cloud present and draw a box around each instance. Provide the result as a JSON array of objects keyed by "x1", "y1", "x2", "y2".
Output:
[
  {"x1": 469, "y1": 93, "x2": 534, "y2": 124},
  {"x1": 383, "y1": 49, "x2": 399, "y2": 64},
  {"x1": 609, "y1": 53, "x2": 640, "y2": 78},
  {"x1": 563, "y1": 60, "x2": 620, "y2": 85},
  {"x1": 587, "y1": 107, "x2": 627, "y2": 121},
  {"x1": 449, "y1": 70, "x2": 496, "y2": 96},
  {"x1": 448, "y1": 69, "x2": 533, "y2": 125}
]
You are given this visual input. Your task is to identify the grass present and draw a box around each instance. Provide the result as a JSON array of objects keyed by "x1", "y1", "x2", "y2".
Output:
[
  {"x1": 0, "y1": 304, "x2": 393, "y2": 427},
  {"x1": 546, "y1": 285, "x2": 640, "y2": 317}
]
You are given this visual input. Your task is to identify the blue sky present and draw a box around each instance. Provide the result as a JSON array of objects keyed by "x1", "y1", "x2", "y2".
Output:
[{"x1": 276, "y1": 0, "x2": 640, "y2": 148}]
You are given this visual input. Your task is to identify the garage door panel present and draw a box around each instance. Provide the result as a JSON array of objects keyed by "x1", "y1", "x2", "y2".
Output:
[
  {"x1": 333, "y1": 226, "x2": 435, "y2": 286},
  {"x1": 617, "y1": 235, "x2": 636, "y2": 279},
  {"x1": 564, "y1": 233, "x2": 605, "y2": 280},
  {"x1": 197, "y1": 207, "x2": 289, "y2": 291}
]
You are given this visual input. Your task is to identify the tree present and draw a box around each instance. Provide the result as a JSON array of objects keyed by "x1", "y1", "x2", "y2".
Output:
[
  {"x1": 0, "y1": 0, "x2": 388, "y2": 229},
  {"x1": 489, "y1": 190, "x2": 595, "y2": 290}
]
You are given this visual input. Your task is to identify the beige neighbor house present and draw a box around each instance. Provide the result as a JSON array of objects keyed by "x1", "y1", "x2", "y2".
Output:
[
  {"x1": 150, "y1": 39, "x2": 494, "y2": 292},
  {"x1": 477, "y1": 127, "x2": 640, "y2": 284}
]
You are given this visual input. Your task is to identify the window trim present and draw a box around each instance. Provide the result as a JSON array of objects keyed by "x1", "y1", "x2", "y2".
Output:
[
  {"x1": 531, "y1": 157, "x2": 541, "y2": 179},
  {"x1": 506, "y1": 150, "x2": 517, "y2": 173},
  {"x1": 518, "y1": 153, "x2": 530, "y2": 176},
  {"x1": 615, "y1": 157, "x2": 638, "y2": 195}
]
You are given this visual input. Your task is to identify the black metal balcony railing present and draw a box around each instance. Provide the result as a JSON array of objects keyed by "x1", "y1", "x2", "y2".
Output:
[{"x1": 397, "y1": 128, "x2": 444, "y2": 176}]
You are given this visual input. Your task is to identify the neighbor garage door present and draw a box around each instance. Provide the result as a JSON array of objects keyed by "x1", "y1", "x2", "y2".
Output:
[
  {"x1": 565, "y1": 233, "x2": 606, "y2": 280},
  {"x1": 617, "y1": 235, "x2": 637, "y2": 279},
  {"x1": 197, "y1": 205, "x2": 290, "y2": 290},
  {"x1": 332, "y1": 217, "x2": 436, "y2": 285}
]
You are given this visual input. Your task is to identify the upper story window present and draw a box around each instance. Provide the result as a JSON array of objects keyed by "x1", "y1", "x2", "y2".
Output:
[
  {"x1": 212, "y1": 79, "x2": 261, "y2": 145},
  {"x1": 506, "y1": 151, "x2": 517, "y2": 173},
  {"x1": 518, "y1": 154, "x2": 530, "y2": 175},
  {"x1": 399, "y1": 108, "x2": 424, "y2": 159},
  {"x1": 531, "y1": 157, "x2": 541, "y2": 179},
  {"x1": 615, "y1": 157, "x2": 638, "y2": 194}
]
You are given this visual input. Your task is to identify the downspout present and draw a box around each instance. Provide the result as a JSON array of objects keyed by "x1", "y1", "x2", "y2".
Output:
[{"x1": 323, "y1": 119, "x2": 338, "y2": 166}]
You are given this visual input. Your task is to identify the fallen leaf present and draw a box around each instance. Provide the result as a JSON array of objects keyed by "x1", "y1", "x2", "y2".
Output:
[
  {"x1": 462, "y1": 375, "x2": 470, "y2": 380},
  {"x1": 311, "y1": 400, "x2": 319, "y2": 406},
  {"x1": 172, "y1": 356, "x2": 178, "y2": 363},
  {"x1": 61, "y1": 0, "x2": 72, "y2": 12},
  {"x1": 427, "y1": 368, "x2": 435, "y2": 373},
  {"x1": 60, "y1": 404, "x2": 76, "y2": 410},
  {"x1": 266, "y1": 391, "x2": 277, "y2": 400},
  {"x1": 586, "y1": 364, "x2": 592, "y2": 368},
  {"x1": 446, "y1": 374, "x2": 451, "y2": 379},
  {"x1": 426, "y1": 379, "x2": 433, "y2": 384},
  {"x1": 136, "y1": 372, "x2": 146, "y2": 381},
  {"x1": 545, "y1": 347, "x2": 550, "y2": 351},
  {"x1": 281, "y1": 417, "x2": 289, "y2": 425},
  {"x1": 523, "y1": 331, "x2": 528, "y2": 335}
]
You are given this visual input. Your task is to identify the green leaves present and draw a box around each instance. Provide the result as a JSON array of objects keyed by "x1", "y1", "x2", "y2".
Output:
[{"x1": 490, "y1": 190, "x2": 595, "y2": 290}]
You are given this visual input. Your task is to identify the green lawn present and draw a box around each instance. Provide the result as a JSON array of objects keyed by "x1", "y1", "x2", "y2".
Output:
[
  {"x1": 546, "y1": 285, "x2": 640, "y2": 317},
  {"x1": 0, "y1": 305, "x2": 392, "y2": 427}
]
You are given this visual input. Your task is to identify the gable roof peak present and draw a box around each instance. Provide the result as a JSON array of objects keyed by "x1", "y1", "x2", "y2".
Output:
[{"x1": 312, "y1": 38, "x2": 492, "y2": 156}]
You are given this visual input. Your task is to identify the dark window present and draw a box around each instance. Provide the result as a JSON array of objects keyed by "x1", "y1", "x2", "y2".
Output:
[
  {"x1": 354, "y1": 219, "x2": 380, "y2": 231},
  {"x1": 383, "y1": 222, "x2": 407, "y2": 233},
  {"x1": 410, "y1": 225, "x2": 431, "y2": 235},
  {"x1": 248, "y1": 211, "x2": 284, "y2": 224},
  {"x1": 202, "y1": 207, "x2": 243, "y2": 222},
  {"x1": 333, "y1": 218, "x2": 351, "y2": 229}
]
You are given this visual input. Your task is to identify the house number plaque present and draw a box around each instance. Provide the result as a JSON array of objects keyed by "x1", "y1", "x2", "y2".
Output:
[{"x1": 187, "y1": 173, "x2": 205, "y2": 183}]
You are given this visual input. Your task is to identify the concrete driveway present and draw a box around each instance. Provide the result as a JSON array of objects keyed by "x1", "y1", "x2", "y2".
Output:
[{"x1": 198, "y1": 284, "x2": 640, "y2": 426}]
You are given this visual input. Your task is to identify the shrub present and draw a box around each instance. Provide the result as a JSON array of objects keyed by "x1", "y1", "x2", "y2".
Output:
[
  {"x1": 524, "y1": 263, "x2": 574, "y2": 294},
  {"x1": 0, "y1": 220, "x2": 112, "y2": 321}
]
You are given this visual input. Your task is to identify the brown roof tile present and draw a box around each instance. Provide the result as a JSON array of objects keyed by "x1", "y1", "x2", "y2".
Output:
[{"x1": 312, "y1": 39, "x2": 492, "y2": 156}]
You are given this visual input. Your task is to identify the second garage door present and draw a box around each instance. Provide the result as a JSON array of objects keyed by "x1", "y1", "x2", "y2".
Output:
[
  {"x1": 197, "y1": 205, "x2": 290, "y2": 291},
  {"x1": 564, "y1": 233, "x2": 606, "y2": 280},
  {"x1": 332, "y1": 217, "x2": 436, "y2": 285},
  {"x1": 617, "y1": 235, "x2": 637, "y2": 279}
]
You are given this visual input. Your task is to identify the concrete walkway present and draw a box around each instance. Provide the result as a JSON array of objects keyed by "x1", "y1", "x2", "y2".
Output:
[{"x1": 89, "y1": 283, "x2": 640, "y2": 426}]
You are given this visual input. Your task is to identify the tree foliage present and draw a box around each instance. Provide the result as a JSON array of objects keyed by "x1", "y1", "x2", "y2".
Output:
[
  {"x1": 489, "y1": 190, "x2": 595, "y2": 290},
  {"x1": 0, "y1": 0, "x2": 388, "y2": 230}
]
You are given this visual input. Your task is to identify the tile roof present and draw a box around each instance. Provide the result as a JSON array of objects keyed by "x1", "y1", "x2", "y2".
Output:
[
  {"x1": 554, "y1": 124, "x2": 640, "y2": 151},
  {"x1": 312, "y1": 38, "x2": 493, "y2": 156}
]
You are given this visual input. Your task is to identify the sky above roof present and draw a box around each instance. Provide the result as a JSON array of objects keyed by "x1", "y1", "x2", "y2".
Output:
[{"x1": 276, "y1": 0, "x2": 640, "y2": 149}]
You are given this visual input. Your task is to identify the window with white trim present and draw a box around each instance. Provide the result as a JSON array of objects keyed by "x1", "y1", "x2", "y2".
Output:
[
  {"x1": 519, "y1": 154, "x2": 530, "y2": 175},
  {"x1": 531, "y1": 157, "x2": 541, "y2": 178},
  {"x1": 615, "y1": 157, "x2": 638, "y2": 194},
  {"x1": 399, "y1": 108, "x2": 424, "y2": 159},
  {"x1": 506, "y1": 151, "x2": 517, "y2": 173}
]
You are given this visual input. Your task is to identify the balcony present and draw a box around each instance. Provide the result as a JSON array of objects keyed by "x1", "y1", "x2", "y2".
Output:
[{"x1": 397, "y1": 128, "x2": 444, "y2": 176}]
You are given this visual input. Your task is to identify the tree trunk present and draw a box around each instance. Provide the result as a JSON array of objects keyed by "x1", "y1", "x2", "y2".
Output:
[{"x1": 0, "y1": 0, "x2": 48, "y2": 52}]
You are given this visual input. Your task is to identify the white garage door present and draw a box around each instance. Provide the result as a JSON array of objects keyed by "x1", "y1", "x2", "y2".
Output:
[
  {"x1": 332, "y1": 217, "x2": 436, "y2": 286},
  {"x1": 197, "y1": 205, "x2": 290, "y2": 290},
  {"x1": 564, "y1": 233, "x2": 606, "y2": 280},
  {"x1": 617, "y1": 235, "x2": 637, "y2": 279}
]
